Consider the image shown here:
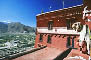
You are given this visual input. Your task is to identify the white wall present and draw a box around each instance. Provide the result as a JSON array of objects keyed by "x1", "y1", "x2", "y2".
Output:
[{"x1": 37, "y1": 27, "x2": 80, "y2": 35}]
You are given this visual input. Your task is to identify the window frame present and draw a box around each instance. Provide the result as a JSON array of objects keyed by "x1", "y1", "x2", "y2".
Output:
[
  {"x1": 48, "y1": 20, "x2": 53, "y2": 30},
  {"x1": 47, "y1": 35, "x2": 51, "y2": 44},
  {"x1": 66, "y1": 19, "x2": 76, "y2": 30},
  {"x1": 39, "y1": 34, "x2": 43, "y2": 42}
]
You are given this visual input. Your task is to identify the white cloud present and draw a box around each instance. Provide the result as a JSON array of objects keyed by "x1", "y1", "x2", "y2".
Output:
[{"x1": 1, "y1": 20, "x2": 12, "y2": 23}]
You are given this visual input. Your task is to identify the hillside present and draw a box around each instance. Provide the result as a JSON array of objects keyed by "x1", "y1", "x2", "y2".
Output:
[
  {"x1": 0, "y1": 22, "x2": 8, "y2": 33},
  {"x1": 0, "y1": 22, "x2": 35, "y2": 33}
]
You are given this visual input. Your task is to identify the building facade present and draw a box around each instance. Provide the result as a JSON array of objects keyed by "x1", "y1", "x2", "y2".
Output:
[{"x1": 35, "y1": 0, "x2": 91, "y2": 55}]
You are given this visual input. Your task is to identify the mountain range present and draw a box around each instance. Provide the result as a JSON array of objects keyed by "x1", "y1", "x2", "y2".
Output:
[{"x1": 0, "y1": 22, "x2": 35, "y2": 33}]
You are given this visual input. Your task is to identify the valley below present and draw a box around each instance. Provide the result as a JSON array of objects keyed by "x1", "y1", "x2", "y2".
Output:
[{"x1": 0, "y1": 33, "x2": 35, "y2": 58}]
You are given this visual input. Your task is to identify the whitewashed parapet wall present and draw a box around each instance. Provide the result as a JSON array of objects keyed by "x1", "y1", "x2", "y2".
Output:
[{"x1": 37, "y1": 27, "x2": 80, "y2": 35}]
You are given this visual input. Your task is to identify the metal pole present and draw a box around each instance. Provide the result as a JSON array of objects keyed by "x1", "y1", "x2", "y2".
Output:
[{"x1": 63, "y1": 0, "x2": 64, "y2": 9}]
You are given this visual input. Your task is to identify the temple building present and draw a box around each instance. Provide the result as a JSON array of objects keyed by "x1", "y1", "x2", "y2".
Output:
[{"x1": 34, "y1": 0, "x2": 91, "y2": 59}]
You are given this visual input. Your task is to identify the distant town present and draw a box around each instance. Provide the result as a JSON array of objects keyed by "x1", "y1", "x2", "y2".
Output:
[{"x1": 0, "y1": 22, "x2": 36, "y2": 58}]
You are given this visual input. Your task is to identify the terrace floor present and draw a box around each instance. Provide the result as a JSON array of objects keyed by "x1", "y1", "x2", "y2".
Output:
[
  {"x1": 13, "y1": 47, "x2": 63, "y2": 60},
  {"x1": 13, "y1": 47, "x2": 89, "y2": 60}
]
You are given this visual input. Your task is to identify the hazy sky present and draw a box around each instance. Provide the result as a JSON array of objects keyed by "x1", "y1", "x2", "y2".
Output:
[{"x1": 0, "y1": 0, "x2": 83, "y2": 27}]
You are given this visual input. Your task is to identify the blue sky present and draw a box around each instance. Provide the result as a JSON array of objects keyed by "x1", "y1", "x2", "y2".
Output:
[{"x1": 0, "y1": 0, "x2": 83, "y2": 27}]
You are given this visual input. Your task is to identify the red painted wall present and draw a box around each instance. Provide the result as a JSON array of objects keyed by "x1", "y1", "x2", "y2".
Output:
[
  {"x1": 34, "y1": 34, "x2": 79, "y2": 50},
  {"x1": 36, "y1": 5, "x2": 84, "y2": 27}
]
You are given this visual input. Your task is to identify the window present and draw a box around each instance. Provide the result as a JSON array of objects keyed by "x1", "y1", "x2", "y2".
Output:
[
  {"x1": 67, "y1": 20, "x2": 72, "y2": 29},
  {"x1": 47, "y1": 35, "x2": 51, "y2": 43},
  {"x1": 66, "y1": 36, "x2": 71, "y2": 48},
  {"x1": 66, "y1": 19, "x2": 76, "y2": 30},
  {"x1": 86, "y1": 25, "x2": 88, "y2": 35},
  {"x1": 39, "y1": 34, "x2": 43, "y2": 42},
  {"x1": 48, "y1": 21, "x2": 53, "y2": 30}
]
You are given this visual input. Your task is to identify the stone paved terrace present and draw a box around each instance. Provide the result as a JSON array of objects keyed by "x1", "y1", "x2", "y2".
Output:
[
  {"x1": 13, "y1": 47, "x2": 63, "y2": 60},
  {"x1": 13, "y1": 47, "x2": 89, "y2": 60}
]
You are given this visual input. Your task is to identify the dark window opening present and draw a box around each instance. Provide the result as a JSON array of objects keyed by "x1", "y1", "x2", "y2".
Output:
[
  {"x1": 67, "y1": 20, "x2": 72, "y2": 29},
  {"x1": 66, "y1": 36, "x2": 75, "y2": 48},
  {"x1": 48, "y1": 21, "x2": 53, "y2": 30},
  {"x1": 39, "y1": 34, "x2": 43, "y2": 42},
  {"x1": 66, "y1": 19, "x2": 76, "y2": 30},
  {"x1": 66, "y1": 36, "x2": 71, "y2": 48},
  {"x1": 86, "y1": 25, "x2": 88, "y2": 35},
  {"x1": 47, "y1": 35, "x2": 51, "y2": 43},
  {"x1": 72, "y1": 37, "x2": 74, "y2": 48}
]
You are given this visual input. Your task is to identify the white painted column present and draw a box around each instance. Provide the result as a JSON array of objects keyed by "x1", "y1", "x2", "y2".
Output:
[
  {"x1": 79, "y1": 25, "x2": 90, "y2": 54},
  {"x1": 85, "y1": 27, "x2": 90, "y2": 54}
]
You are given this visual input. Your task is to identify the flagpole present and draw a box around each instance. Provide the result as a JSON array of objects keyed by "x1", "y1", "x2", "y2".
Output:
[
  {"x1": 63, "y1": 0, "x2": 64, "y2": 9},
  {"x1": 49, "y1": 6, "x2": 52, "y2": 11}
]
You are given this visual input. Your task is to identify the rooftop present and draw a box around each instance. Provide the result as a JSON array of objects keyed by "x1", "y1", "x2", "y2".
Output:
[{"x1": 36, "y1": 4, "x2": 83, "y2": 16}]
